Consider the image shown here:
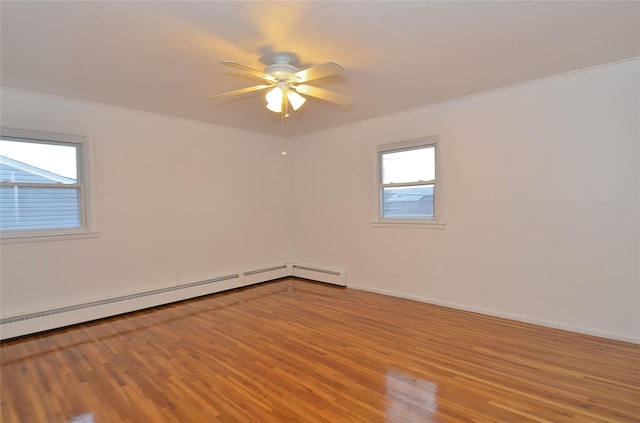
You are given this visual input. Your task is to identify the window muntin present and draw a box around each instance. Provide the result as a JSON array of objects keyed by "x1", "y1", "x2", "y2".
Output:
[
  {"x1": 0, "y1": 129, "x2": 91, "y2": 238},
  {"x1": 377, "y1": 139, "x2": 441, "y2": 224}
]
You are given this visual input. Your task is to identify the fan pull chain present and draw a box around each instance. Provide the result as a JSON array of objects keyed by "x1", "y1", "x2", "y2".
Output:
[{"x1": 281, "y1": 106, "x2": 287, "y2": 156}]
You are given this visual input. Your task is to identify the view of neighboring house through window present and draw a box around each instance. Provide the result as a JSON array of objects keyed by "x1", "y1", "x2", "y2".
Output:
[
  {"x1": 378, "y1": 137, "x2": 440, "y2": 223},
  {"x1": 0, "y1": 129, "x2": 88, "y2": 236}
]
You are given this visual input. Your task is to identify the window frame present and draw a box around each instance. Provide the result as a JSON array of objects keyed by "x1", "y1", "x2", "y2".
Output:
[
  {"x1": 0, "y1": 128, "x2": 97, "y2": 241},
  {"x1": 373, "y1": 135, "x2": 445, "y2": 229}
]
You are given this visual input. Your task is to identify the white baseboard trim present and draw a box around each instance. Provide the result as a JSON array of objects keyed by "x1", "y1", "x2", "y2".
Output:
[
  {"x1": 347, "y1": 283, "x2": 640, "y2": 345},
  {"x1": 4, "y1": 266, "x2": 634, "y2": 344}
]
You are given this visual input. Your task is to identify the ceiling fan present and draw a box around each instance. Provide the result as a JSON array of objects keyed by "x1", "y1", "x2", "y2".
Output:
[{"x1": 208, "y1": 52, "x2": 353, "y2": 115}]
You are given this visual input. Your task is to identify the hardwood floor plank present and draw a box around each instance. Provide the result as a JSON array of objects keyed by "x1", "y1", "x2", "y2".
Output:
[{"x1": 2, "y1": 278, "x2": 639, "y2": 422}]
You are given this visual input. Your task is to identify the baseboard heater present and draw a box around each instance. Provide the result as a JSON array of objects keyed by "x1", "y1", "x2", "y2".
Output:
[
  {"x1": 0, "y1": 263, "x2": 346, "y2": 340},
  {"x1": 0, "y1": 264, "x2": 293, "y2": 340},
  {"x1": 290, "y1": 264, "x2": 348, "y2": 287}
]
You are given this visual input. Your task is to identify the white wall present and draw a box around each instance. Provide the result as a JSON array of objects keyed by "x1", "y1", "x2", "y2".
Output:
[
  {"x1": 2, "y1": 61, "x2": 638, "y2": 343},
  {"x1": 290, "y1": 60, "x2": 640, "y2": 342},
  {"x1": 0, "y1": 89, "x2": 290, "y2": 317}
]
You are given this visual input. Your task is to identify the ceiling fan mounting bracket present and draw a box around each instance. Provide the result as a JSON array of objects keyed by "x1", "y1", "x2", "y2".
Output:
[{"x1": 272, "y1": 54, "x2": 295, "y2": 65}]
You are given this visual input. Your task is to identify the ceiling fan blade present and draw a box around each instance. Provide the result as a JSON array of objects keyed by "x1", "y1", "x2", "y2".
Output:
[
  {"x1": 294, "y1": 84, "x2": 353, "y2": 106},
  {"x1": 220, "y1": 61, "x2": 277, "y2": 82},
  {"x1": 208, "y1": 84, "x2": 272, "y2": 100},
  {"x1": 293, "y1": 61, "x2": 344, "y2": 83}
]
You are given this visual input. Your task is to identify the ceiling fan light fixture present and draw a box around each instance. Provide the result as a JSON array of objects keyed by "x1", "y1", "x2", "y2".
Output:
[
  {"x1": 265, "y1": 86, "x2": 283, "y2": 113},
  {"x1": 287, "y1": 91, "x2": 306, "y2": 110},
  {"x1": 212, "y1": 55, "x2": 351, "y2": 116}
]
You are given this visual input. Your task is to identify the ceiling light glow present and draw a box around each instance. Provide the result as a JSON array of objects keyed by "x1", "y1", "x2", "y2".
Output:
[
  {"x1": 287, "y1": 91, "x2": 306, "y2": 110},
  {"x1": 265, "y1": 87, "x2": 283, "y2": 113}
]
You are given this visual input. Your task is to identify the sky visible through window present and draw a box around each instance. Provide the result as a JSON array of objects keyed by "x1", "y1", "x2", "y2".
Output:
[
  {"x1": 382, "y1": 146, "x2": 434, "y2": 184},
  {"x1": 0, "y1": 139, "x2": 77, "y2": 180}
]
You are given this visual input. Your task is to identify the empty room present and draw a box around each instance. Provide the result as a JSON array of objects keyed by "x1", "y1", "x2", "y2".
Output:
[{"x1": 1, "y1": 1, "x2": 639, "y2": 422}]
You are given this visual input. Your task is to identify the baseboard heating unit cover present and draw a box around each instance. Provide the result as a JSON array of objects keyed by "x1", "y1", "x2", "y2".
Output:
[
  {"x1": 290, "y1": 264, "x2": 348, "y2": 287},
  {"x1": 1, "y1": 264, "x2": 292, "y2": 340}
]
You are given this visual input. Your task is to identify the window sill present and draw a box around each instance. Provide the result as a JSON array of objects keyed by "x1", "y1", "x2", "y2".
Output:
[
  {"x1": 1, "y1": 229, "x2": 99, "y2": 244},
  {"x1": 371, "y1": 220, "x2": 446, "y2": 230}
]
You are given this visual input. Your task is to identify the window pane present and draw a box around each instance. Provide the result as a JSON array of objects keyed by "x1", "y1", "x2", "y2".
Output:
[
  {"x1": 382, "y1": 146, "x2": 434, "y2": 184},
  {"x1": 382, "y1": 185, "x2": 434, "y2": 218},
  {"x1": 0, "y1": 186, "x2": 81, "y2": 230},
  {"x1": 0, "y1": 140, "x2": 78, "y2": 182}
]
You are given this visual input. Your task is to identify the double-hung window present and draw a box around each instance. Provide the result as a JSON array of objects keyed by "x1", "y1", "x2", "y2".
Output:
[
  {"x1": 0, "y1": 128, "x2": 93, "y2": 239},
  {"x1": 375, "y1": 136, "x2": 444, "y2": 228}
]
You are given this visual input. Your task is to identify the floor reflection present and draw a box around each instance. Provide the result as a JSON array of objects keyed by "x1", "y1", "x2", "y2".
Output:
[
  {"x1": 69, "y1": 413, "x2": 94, "y2": 423},
  {"x1": 386, "y1": 370, "x2": 438, "y2": 421}
]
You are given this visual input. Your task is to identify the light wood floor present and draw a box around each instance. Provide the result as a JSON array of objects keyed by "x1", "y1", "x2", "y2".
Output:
[{"x1": 1, "y1": 278, "x2": 639, "y2": 422}]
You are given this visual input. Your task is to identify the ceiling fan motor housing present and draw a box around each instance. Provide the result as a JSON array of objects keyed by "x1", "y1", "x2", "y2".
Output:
[{"x1": 265, "y1": 55, "x2": 299, "y2": 81}]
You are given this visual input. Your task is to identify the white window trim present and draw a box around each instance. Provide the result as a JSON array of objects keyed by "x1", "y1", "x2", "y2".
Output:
[
  {"x1": 372, "y1": 135, "x2": 445, "y2": 229},
  {"x1": 0, "y1": 127, "x2": 98, "y2": 242}
]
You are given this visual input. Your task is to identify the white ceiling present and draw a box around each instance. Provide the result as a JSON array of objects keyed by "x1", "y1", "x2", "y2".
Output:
[{"x1": 2, "y1": 1, "x2": 638, "y2": 137}]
